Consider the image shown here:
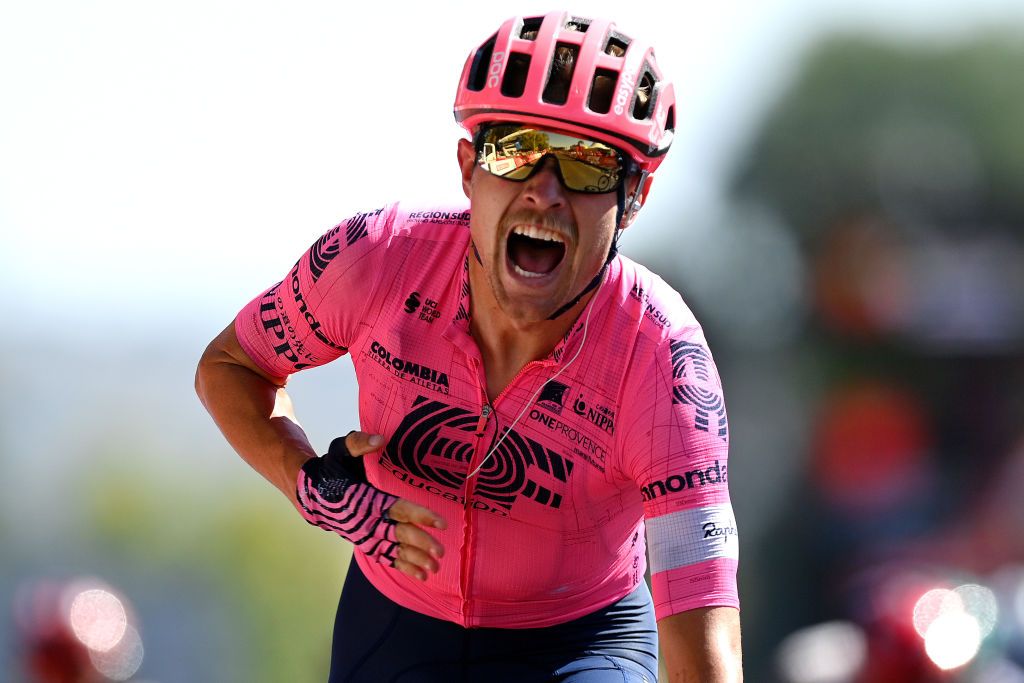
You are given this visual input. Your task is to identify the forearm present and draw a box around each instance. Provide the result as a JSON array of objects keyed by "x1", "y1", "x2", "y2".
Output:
[
  {"x1": 195, "y1": 324, "x2": 315, "y2": 505},
  {"x1": 658, "y1": 607, "x2": 743, "y2": 683}
]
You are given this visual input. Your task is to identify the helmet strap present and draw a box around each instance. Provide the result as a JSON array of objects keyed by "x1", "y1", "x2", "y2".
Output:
[{"x1": 545, "y1": 169, "x2": 649, "y2": 321}]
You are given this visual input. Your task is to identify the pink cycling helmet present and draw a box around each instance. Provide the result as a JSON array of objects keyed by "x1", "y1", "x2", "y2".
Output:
[{"x1": 454, "y1": 12, "x2": 676, "y2": 173}]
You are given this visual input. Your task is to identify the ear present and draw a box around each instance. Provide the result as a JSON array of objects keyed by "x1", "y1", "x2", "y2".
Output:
[
  {"x1": 621, "y1": 175, "x2": 654, "y2": 229},
  {"x1": 457, "y1": 138, "x2": 476, "y2": 200}
]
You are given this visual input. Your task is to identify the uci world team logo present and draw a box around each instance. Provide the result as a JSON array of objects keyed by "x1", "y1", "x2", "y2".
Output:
[
  {"x1": 379, "y1": 396, "x2": 574, "y2": 515},
  {"x1": 670, "y1": 340, "x2": 728, "y2": 441}
]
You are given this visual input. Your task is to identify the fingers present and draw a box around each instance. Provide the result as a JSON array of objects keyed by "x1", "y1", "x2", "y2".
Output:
[
  {"x1": 387, "y1": 499, "x2": 447, "y2": 582},
  {"x1": 392, "y1": 530, "x2": 443, "y2": 581},
  {"x1": 394, "y1": 557, "x2": 430, "y2": 582},
  {"x1": 393, "y1": 542, "x2": 439, "y2": 581},
  {"x1": 395, "y1": 521, "x2": 445, "y2": 562},
  {"x1": 343, "y1": 431, "x2": 387, "y2": 458},
  {"x1": 388, "y1": 498, "x2": 447, "y2": 530}
]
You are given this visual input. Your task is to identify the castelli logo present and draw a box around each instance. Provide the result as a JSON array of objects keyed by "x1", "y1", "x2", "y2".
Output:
[
  {"x1": 613, "y1": 71, "x2": 637, "y2": 116},
  {"x1": 488, "y1": 51, "x2": 506, "y2": 88}
]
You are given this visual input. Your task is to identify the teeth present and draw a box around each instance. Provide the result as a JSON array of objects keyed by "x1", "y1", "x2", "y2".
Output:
[
  {"x1": 513, "y1": 263, "x2": 545, "y2": 278},
  {"x1": 512, "y1": 225, "x2": 565, "y2": 243}
]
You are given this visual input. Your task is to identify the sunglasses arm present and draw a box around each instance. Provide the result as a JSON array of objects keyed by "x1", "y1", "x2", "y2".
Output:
[{"x1": 621, "y1": 170, "x2": 651, "y2": 229}]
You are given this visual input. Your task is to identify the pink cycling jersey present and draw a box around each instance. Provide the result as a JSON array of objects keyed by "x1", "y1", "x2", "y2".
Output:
[{"x1": 235, "y1": 204, "x2": 739, "y2": 628}]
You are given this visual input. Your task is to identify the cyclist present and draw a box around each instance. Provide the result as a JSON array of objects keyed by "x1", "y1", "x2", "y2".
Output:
[{"x1": 197, "y1": 12, "x2": 742, "y2": 682}]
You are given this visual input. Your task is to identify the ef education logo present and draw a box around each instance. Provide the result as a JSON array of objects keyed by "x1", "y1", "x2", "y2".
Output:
[{"x1": 379, "y1": 396, "x2": 575, "y2": 515}]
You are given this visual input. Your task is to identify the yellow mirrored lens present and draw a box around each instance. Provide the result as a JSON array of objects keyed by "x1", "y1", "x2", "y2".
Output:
[{"x1": 476, "y1": 125, "x2": 623, "y2": 192}]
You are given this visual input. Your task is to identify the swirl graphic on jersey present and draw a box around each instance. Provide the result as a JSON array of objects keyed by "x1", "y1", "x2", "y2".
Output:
[
  {"x1": 670, "y1": 340, "x2": 728, "y2": 440},
  {"x1": 308, "y1": 226, "x2": 341, "y2": 283},
  {"x1": 381, "y1": 396, "x2": 574, "y2": 510},
  {"x1": 345, "y1": 210, "x2": 373, "y2": 246}
]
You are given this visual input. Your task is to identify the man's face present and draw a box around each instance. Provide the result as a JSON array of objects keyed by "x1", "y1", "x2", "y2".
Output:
[{"x1": 457, "y1": 134, "x2": 628, "y2": 325}]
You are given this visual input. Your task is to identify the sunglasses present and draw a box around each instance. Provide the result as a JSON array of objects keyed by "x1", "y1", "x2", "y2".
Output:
[{"x1": 474, "y1": 123, "x2": 632, "y2": 194}]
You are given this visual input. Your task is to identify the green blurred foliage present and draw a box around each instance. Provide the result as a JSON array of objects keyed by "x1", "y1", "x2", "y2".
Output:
[
  {"x1": 80, "y1": 453, "x2": 348, "y2": 683},
  {"x1": 733, "y1": 31, "x2": 1024, "y2": 236}
]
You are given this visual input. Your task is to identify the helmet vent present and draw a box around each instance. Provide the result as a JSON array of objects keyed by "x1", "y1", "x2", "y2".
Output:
[
  {"x1": 467, "y1": 33, "x2": 497, "y2": 92},
  {"x1": 542, "y1": 43, "x2": 579, "y2": 105},
  {"x1": 604, "y1": 34, "x2": 630, "y2": 58},
  {"x1": 565, "y1": 18, "x2": 590, "y2": 33},
  {"x1": 501, "y1": 53, "x2": 532, "y2": 98},
  {"x1": 632, "y1": 69, "x2": 655, "y2": 120},
  {"x1": 588, "y1": 69, "x2": 618, "y2": 114},
  {"x1": 665, "y1": 105, "x2": 676, "y2": 132},
  {"x1": 519, "y1": 17, "x2": 543, "y2": 40}
]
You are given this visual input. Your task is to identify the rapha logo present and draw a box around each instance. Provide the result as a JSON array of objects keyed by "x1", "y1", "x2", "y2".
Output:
[
  {"x1": 404, "y1": 292, "x2": 421, "y2": 314},
  {"x1": 537, "y1": 380, "x2": 570, "y2": 415},
  {"x1": 702, "y1": 521, "x2": 738, "y2": 540}
]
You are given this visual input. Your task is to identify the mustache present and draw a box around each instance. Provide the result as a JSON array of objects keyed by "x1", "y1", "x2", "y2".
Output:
[{"x1": 500, "y1": 210, "x2": 577, "y2": 241}]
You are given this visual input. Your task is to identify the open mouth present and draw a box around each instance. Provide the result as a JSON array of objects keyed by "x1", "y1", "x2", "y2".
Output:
[{"x1": 506, "y1": 225, "x2": 567, "y2": 278}]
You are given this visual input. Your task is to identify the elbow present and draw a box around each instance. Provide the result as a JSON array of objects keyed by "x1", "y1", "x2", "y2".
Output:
[{"x1": 194, "y1": 341, "x2": 216, "y2": 406}]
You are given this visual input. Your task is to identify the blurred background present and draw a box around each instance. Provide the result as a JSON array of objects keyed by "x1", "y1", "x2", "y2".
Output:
[{"x1": 2, "y1": 1, "x2": 1023, "y2": 681}]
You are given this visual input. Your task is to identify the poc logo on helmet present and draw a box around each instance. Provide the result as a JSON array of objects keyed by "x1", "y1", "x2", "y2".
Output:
[
  {"x1": 488, "y1": 51, "x2": 506, "y2": 88},
  {"x1": 613, "y1": 72, "x2": 636, "y2": 116}
]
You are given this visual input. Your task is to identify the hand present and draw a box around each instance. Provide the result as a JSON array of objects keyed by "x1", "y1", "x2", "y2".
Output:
[{"x1": 296, "y1": 431, "x2": 447, "y2": 581}]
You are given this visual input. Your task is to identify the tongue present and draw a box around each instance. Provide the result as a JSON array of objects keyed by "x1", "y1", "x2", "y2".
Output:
[{"x1": 508, "y1": 233, "x2": 565, "y2": 275}]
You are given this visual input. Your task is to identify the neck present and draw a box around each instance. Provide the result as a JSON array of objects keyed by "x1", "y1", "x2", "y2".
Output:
[{"x1": 467, "y1": 259, "x2": 594, "y2": 402}]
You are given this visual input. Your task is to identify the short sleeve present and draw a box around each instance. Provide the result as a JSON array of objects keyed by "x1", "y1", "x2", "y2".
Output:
[
  {"x1": 620, "y1": 327, "x2": 740, "y2": 620},
  {"x1": 233, "y1": 205, "x2": 394, "y2": 380}
]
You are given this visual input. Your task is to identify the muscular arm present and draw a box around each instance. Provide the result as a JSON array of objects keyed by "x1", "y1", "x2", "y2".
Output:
[
  {"x1": 658, "y1": 607, "x2": 742, "y2": 683},
  {"x1": 195, "y1": 321, "x2": 315, "y2": 506},
  {"x1": 195, "y1": 321, "x2": 447, "y2": 579}
]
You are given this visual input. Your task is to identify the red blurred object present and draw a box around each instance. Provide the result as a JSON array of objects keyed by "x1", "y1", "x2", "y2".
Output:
[
  {"x1": 13, "y1": 581, "x2": 101, "y2": 683},
  {"x1": 812, "y1": 381, "x2": 933, "y2": 513},
  {"x1": 813, "y1": 216, "x2": 911, "y2": 339},
  {"x1": 856, "y1": 618, "x2": 944, "y2": 683}
]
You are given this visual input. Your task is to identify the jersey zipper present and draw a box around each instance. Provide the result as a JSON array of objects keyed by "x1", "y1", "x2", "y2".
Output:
[{"x1": 459, "y1": 357, "x2": 547, "y2": 623}]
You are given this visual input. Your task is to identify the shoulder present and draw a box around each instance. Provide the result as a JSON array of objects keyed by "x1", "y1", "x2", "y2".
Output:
[
  {"x1": 606, "y1": 255, "x2": 723, "y2": 405},
  {"x1": 608, "y1": 255, "x2": 706, "y2": 347},
  {"x1": 324, "y1": 202, "x2": 472, "y2": 245},
  {"x1": 387, "y1": 203, "x2": 473, "y2": 245},
  {"x1": 321, "y1": 202, "x2": 471, "y2": 273}
]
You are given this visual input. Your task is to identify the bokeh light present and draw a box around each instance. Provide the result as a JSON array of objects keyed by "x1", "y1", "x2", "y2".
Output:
[
  {"x1": 955, "y1": 583, "x2": 999, "y2": 637},
  {"x1": 67, "y1": 587, "x2": 127, "y2": 652},
  {"x1": 911, "y1": 583, "x2": 997, "y2": 671},
  {"x1": 775, "y1": 620, "x2": 866, "y2": 683},
  {"x1": 89, "y1": 624, "x2": 145, "y2": 680},
  {"x1": 913, "y1": 587, "x2": 961, "y2": 638},
  {"x1": 923, "y1": 611, "x2": 982, "y2": 670}
]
